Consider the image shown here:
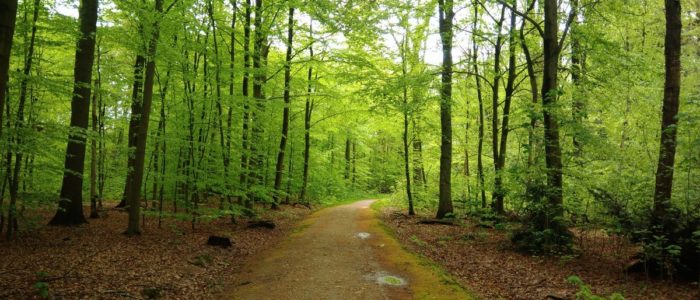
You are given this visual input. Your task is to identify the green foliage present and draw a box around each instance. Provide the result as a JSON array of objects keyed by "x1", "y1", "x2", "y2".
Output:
[
  {"x1": 511, "y1": 184, "x2": 573, "y2": 255},
  {"x1": 33, "y1": 271, "x2": 50, "y2": 299},
  {"x1": 567, "y1": 276, "x2": 624, "y2": 300}
]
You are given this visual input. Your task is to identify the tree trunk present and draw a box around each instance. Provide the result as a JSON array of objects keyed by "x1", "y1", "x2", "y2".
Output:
[
  {"x1": 653, "y1": 0, "x2": 681, "y2": 223},
  {"x1": 400, "y1": 35, "x2": 414, "y2": 215},
  {"x1": 124, "y1": 0, "x2": 163, "y2": 236},
  {"x1": 116, "y1": 55, "x2": 145, "y2": 208},
  {"x1": 490, "y1": 6, "x2": 506, "y2": 214},
  {"x1": 273, "y1": 6, "x2": 294, "y2": 207},
  {"x1": 472, "y1": 0, "x2": 487, "y2": 209},
  {"x1": 542, "y1": 0, "x2": 564, "y2": 214},
  {"x1": 239, "y1": 0, "x2": 252, "y2": 210},
  {"x1": 0, "y1": 0, "x2": 18, "y2": 136},
  {"x1": 436, "y1": 0, "x2": 454, "y2": 219},
  {"x1": 494, "y1": 2, "x2": 518, "y2": 214},
  {"x1": 344, "y1": 138, "x2": 351, "y2": 180},
  {"x1": 520, "y1": 1, "x2": 538, "y2": 169},
  {"x1": 300, "y1": 31, "x2": 313, "y2": 204},
  {"x1": 571, "y1": 0, "x2": 584, "y2": 156},
  {"x1": 89, "y1": 41, "x2": 101, "y2": 219},
  {"x1": 247, "y1": 0, "x2": 266, "y2": 205},
  {"x1": 7, "y1": 0, "x2": 40, "y2": 238},
  {"x1": 49, "y1": 0, "x2": 98, "y2": 226}
]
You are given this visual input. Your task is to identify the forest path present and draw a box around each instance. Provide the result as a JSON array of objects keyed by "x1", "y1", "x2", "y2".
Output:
[{"x1": 222, "y1": 199, "x2": 471, "y2": 300}]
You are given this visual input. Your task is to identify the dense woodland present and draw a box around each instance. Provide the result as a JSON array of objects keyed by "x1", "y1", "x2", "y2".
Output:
[{"x1": 0, "y1": 0, "x2": 699, "y2": 293}]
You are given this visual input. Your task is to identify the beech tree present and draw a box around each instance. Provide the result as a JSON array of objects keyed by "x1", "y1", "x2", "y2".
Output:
[
  {"x1": 49, "y1": 0, "x2": 99, "y2": 226},
  {"x1": 435, "y1": 0, "x2": 454, "y2": 219}
]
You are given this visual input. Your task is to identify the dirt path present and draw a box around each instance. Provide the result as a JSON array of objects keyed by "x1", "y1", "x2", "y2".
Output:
[{"x1": 223, "y1": 200, "x2": 472, "y2": 299}]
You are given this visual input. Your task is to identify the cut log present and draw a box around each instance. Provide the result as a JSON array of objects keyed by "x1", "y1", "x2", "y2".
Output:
[
  {"x1": 207, "y1": 235, "x2": 233, "y2": 248},
  {"x1": 418, "y1": 219, "x2": 456, "y2": 226},
  {"x1": 247, "y1": 220, "x2": 276, "y2": 229}
]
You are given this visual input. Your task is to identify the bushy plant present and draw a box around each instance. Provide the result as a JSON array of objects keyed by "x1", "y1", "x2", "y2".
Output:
[
  {"x1": 511, "y1": 183, "x2": 574, "y2": 255},
  {"x1": 567, "y1": 276, "x2": 624, "y2": 300}
]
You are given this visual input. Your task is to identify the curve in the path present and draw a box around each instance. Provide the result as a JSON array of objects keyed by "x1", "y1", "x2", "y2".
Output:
[{"x1": 224, "y1": 200, "x2": 472, "y2": 300}]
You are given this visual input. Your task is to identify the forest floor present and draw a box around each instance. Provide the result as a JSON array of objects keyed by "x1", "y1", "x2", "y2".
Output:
[
  {"x1": 0, "y1": 201, "x2": 311, "y2": 299},
  {"x1": 379, "y1": 206, "x2": 700, "y2": 300},
  {"x1": 219, "y1": 199, "x2": 472, "y2": 299}
]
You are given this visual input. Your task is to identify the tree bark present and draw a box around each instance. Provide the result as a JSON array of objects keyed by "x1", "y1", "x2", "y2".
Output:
[
  {"x1": 116, "y1": 55, "x2": 145, "y2": 208},
  {"x1": 49, "y1": 0, "x2": 98, "y2": 226},
  {"x1": 344, "y1": 138, "x2": 351, "y2": 180},
  {"x1": 6, "y1": 0, "x2": 40, "y2": 238},
  {"x1": 0, "y1": 0, "x2": 18, "y2": 137},
  {"x1": 240, "y1": 0, "x2": 252, "y2": 210},
  {"x1": 490, "y1": 6, "x2": 506, "y2": 214},
  {"x1": 299, "y1": 30, "x2": 313, "y2": 204},
  {"x1": 436, "y1": 0, "x2": 454, "y2": 219},
  {"x1": 89, "y1": 41, "x2": 101, "y2": 219},
  {"x1": 542, "y1": 0, "x2": 564, "y2": 214},
  {"x1": 399, "y1": 35, "x2": 414, "y2": 215},
  {"x1": 124, "y1": 0, "x2": 163, "y2": 236},
  {"x1": 653, "y1": 0, "x2": 681, "y2": 222},
  {"x1": 273, "y1": 6, "x2": 294, "y2": 206},
  {"x1": 472, "y1": 0, "x2": 487, "y2": 209}
]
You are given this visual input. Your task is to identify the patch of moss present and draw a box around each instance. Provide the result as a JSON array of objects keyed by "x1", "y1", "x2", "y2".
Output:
[{"x1": 368, "y1": 200, "x2": 476, "y2": 300}]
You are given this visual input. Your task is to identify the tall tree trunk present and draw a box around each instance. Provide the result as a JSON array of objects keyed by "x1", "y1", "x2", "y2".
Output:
[
  {"x1": 571, "y1": 0, "x2": 584, "y2": 156},
  {"x1": 472, "y1": 0, "x2": 487, "y2": 209},
  {"x1": 49, "y1": 0, "x2": 98, "y2": 226},
  {"x1": 351, "y1": 140, "x2": 356, "y2": 189},
  {"x1": 125, "y1": 0, "x2": 163, "y2": 236},
  {"x1": 89, "y1": 41, "x2": 101, "y2": 219},
  {"x1": 653, "y1": 0, "x2": 681, "y2": 223},
  {"x1": 227, "y1": 0, "x2": 236, "y2": 221},
  {"x1": 207, "y1": 0, "x2": 231, "y2": 211},
  {"x1": 0, "y1": 0, "x2": 18, "y2": 136},
  {"x1": 542, "y1": 0, "x2": 564, "y2": 215},
  {"x1": 520, "y1": 1, "x2": 538, "y2": 169},
  {"x1": 344, "y1": 138, "x2": 351, "y2": 180},
  {"x1": 491, "y1": 6, "x2": 506, "y2": 214},
  {"x1": 116, "y1": 55, "x2": 146, "y2": 208},
  {"x1": 299, "y1": 31, "x2": 313, "y2": 204},
  {"x1": 7, "y1": 0, "x2": 40, "y2": 238},
  {"x1": 400, "y1": 35, "x2": 414, "y2": 215},
  {"x1": 436, "y1": 0, "x2": 454, "y2": 219},
  {"x1": 248, "y1": 0, "x2": 266, "y2": 205},
  {"x1": 494, "y1": 2, "x2": 518, "y2": 214},
  {"x1": 273, "y1": 6, "x2": 294, "y2": 207},
  {"x1": 239, "y1": 0, "x2": 252, "y2": 210}
]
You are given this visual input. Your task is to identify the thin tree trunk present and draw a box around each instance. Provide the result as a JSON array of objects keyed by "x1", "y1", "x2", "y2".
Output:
[
  {"x1": 520, "y1": 1, "x2": 538, "y2": 169},
  {"x1": 239, "y1": 0, "x2": 252, "y2": 210},
  {"x1": 653, "y1": 0, "x2": 681, "y2": 223},
  {"x1": 491, "y1": 6, "x2": 506, "y2": 214},
  {"x1": 400, "y1": 35, "x2": 414, "y2": 215},
  {"x1": 344, "y1": 138, "x2": 351, "y2": 180},
  {"x1": 125, "y1": 0, "x2": 163, "y2": 236},
  {"x1": 299, "y1": 33, "x2": 313, "y2": 204},
  {"x1": 472, "y1": 0, "x2": 487, "y2": 209},
  {"x1": 273, "y1": 6, "x2": 294, "y2": 207},
  {"x1": 89, "y1": 40, "x2": 101, "y2": 219},
  {"x1": 495, "y1": 2, "x2": 518, "y2": 213},
  {"x1": 7, "y1": 0, "x2": 40, "y2": 238},
  {"x1": 49, "y1": 0, "x2": 98, "y2": 226},
  {"x1": 571, "y1": 0, "x2": 584, "y2": 156},
  {"x1": 436, "y1": 0, "x2": 454, "y2": 219}
]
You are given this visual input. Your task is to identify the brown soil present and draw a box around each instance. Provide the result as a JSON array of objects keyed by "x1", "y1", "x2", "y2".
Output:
[
  {"x1": 380, "y1": 207, "x2": 700, "y2": 300},
  {"x1": 221, "y1": 200, "x2": 473, "y2": 299},
  {"x1": 0, "y1": 203, "x2": 310, "y2": 299}
]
